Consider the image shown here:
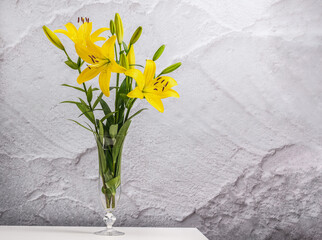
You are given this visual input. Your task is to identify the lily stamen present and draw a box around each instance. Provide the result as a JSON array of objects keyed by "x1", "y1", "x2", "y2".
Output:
[{"x1": 88, "y1": 55, "x2": 95, "y2": 63}]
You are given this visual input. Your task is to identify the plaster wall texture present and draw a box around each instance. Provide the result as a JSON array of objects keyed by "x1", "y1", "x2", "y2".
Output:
[{"x1": 1, "y1": 0, "x2": 322, "y2": 239}]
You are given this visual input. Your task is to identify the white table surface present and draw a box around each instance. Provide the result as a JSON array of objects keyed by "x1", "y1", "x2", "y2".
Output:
[{"x1": 0, "y1": 226, "x2": 208, "y2": 240}]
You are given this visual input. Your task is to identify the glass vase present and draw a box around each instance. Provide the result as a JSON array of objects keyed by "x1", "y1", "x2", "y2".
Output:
[{"x1": 93, "y1": 131, "x2": 126, "y2": 236}]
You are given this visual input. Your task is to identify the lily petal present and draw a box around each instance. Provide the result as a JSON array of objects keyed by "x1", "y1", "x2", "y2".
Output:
[
  {"x1": 91, "y1": 27, "x2": 109, "y2": 40},
  {"x1": 143, "y1": 60, "x2": 156, "y2": 85},
  {"x1": 78, "y1": 22, "x2": 92, "y2": 41},
  {"x1": 109, "y1": 60, "x2": 126, "y2": 74},
  {"x1": 54, "y1": 22, "x2": 78, "y2": 43},
  {"x1": 127, "y1": 87, "x2": 144, "y2": 99},
  {"x1": 154, "y1": 76, "x2": 178, "y2": 88},
  {"x1": 128, "y1": 45, "x2": 135, "y2": 69},
  {"x1": 77, "y1": 66, "x2": 101, "y2": 84},
  {"x1": 54, "y1": 29, "x2": 69, "y2": 35},
  {"x1": 75, "y1": 44, "x2": 94, "y2": 64},
  {"x1": 102, "y1": 35, "x2": 116, "y2": 59},
  {"x1": 92, "y1": 36, "x2": 106, "y2": 42},
  {"x1": 65, "y1": 23, "x2": 78, "y2": 40},
  {"x1": 158, "y1": 89, "x2": 180, "y2": 99},
  {"x1": 144, "y1": 93, "x2": 164, "y2": 112},
  {"x1": 99, "y1": 70, "x2": 112, "y2": 97},
  {"x1": 85, "y1": 38, "x2": 104, "y2": 59},
  {"x1": 124, "y1": 69, "x2": 145, "y2": 90}
]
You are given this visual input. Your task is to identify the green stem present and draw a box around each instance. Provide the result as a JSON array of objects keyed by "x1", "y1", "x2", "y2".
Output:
[
  {"x1": 63, "y1": 49, "x2": 71, "y2": 61},
  {"x1": 125, "y1": 99, "x2": 137, "y2": 121},
  {"x1": 114, "y1": 44, "x2": 119, "y2": 63},
  {"x1": 101, "y1": 175, "x2": 110, "y2": 208},
  {"x1": 114, "y1": 43, "x2": 123, "y2": 124},
  {"x1": 115, "y1": 73, "x2": 120, "y2": 124},
  {"x1": 77, "y1": 66, "x2": 99, "y2": 134},
  {"x1": 112, "y1": 195, "x2": 115, "y2": 209}
]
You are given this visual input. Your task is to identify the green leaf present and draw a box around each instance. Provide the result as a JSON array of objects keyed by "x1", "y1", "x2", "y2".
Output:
[
  {"x1": 77, "y1": 98, "x2": 95, "y2": 124},
  {"x1": 98, "y1": 120, "x2": 104, "y2": 143},
  {"x1": 105, "y1": 176, "x2": 120, "y2": 195},
  {"x1": 93, "y1": 92, "x2": 104, "y2": 109},
  {"x1": 100, "y1": 99, "x2": 114, "y2": 126},
  {"x1": 100, "y1": 99, "x2": 112, "y2": 115},
  {"x1": 101, "y1": 112, "x2": 116, "y2": 123},
  {"x1": 128, "y1": 108, "x2": 148, "y2": 121},
  {"x1": 68, "y1": 119, "x2": 93, "y2": 132},
  {"x1": 60, "y1": 100, "x2": 79, "y2": 105},
  {"x1": 77, "y1": 57, "x2": 82, "y2": 67},
  {"x1": 61, "y1": 84, "x2": 85, "y2": 92},
  {"x1": 129, "y1": 64, "x2": 144, "y2": 68},
  {"x1": 65, "y1": 59, "x2": 79, "y2": 70},
  {"x1": 97, "y1": 140, "x2": 107, "y2": 177},
  {"x1": 109, "y1": 124, "x2": 118, "y2": 138},
  {"x1": 78, "y1": 109, "x2": 103, "y2": 118},
  {"x1": 87, "y1": 86, "x2": 93, "y2": 103},
  {"x1": 117, "y1": 78, "x2": 128, "y2": 106},
  {"x1": 114, "y1": 144, "x2": 123, "y2": 177},
  {"x1": 159, "y1": 62, "x2": 181, "y2": 76},
  {"x1": 117, "y1": 104, "x2": 125, "y2": 124},
  {"x1": 153, "y1": 45, "x2": 165, "y2": 61},
  {"x1": 85, "y1": 122, "x2": 94, "y2": 132},
  {"x1": 112, "y1": 120, "x2": 131, "y2": 166},
  {"x1": 92, "y1": 88, "x2": 100, "y2": 91},
  {"x1": 119, "y1": 93, "x2": 128, "y2": 100}
]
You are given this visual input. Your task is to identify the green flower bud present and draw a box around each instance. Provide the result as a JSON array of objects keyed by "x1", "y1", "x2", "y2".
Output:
[
  {"x1": 129, "y1": 26, "x2": 142, "y2": 45},
  {"x1": 109, "y1": 20, "x2": 115, "y2": 35},
  {"x1": 114, "y1": 13, "x2": 124, "y2": 45},
  {"x1": 120, "y1": 53, "x2": 129, "y2": 69},
  {"x1": 152, "y1": 45, "x2": 165, "y2": 61},
  {"x1": 159, "y1": 62, "x2": 181, "y2": 75},
  {"x1": 42, "y1": 25, "x2": 65, "y2": 50},
  {"x1": 109, "y1": 124, "x2": 118, "y2": 138}
]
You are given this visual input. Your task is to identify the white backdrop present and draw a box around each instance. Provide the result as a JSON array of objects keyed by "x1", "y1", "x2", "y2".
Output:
[{"x1": 1, "y1": 0, "x2": 322, "y2": 239}]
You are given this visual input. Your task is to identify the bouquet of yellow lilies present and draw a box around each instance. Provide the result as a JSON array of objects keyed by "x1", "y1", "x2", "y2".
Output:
[{"x1": 43, "y1": 14, "x2": 180, "y2": 213}]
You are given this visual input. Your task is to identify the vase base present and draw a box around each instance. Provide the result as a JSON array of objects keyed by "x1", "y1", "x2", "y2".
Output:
[{"x1": 95, "y1": 228, "x2": 125, "y2": 236}]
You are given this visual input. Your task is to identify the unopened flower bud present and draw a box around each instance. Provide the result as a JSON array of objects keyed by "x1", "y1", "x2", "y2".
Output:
[
  {"x1": 114, "y1": 13, "x2": 124, "y2": 45},
  {"x1": 120, "y1": 53, "x2": 129, "y2": 69},
  {"x1": 153, "y1": 45, "x2": 165, "y2": 61},
  {"x1": 109, "y1": 20, "x2": 115, "y2": 35},
  {"x1": 129, "y1": 26, "x2": 142, "y2": 45},
  {"x1": 127, "y1": 46, "x2": 135, "y2": 69},
  {"x1": 43, "y1": 25, "x2": 65, "y2": 50},
  {"x1": 159, "y1": 62, "x2": 181, "y2": 75}
]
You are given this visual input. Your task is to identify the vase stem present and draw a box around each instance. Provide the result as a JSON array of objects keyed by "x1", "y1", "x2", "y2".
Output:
[
  {"x1": 95, "y1": 211, "x2": 124, "y2": 236},
  {"x1": 104, "y1": 212, "x2": 115, "y2": 230}
]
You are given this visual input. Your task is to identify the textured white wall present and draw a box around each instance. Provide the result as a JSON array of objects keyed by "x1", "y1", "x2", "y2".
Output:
[{"x1": 1, "y1": 0, "x2": 322, "y2": 239}]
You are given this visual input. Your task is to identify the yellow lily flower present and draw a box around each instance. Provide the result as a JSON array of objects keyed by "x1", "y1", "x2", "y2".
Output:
[
  {"x1": 54, "y1": 20, "x2": 108, "y2": 46},
  {"x1": 76, "y1": 35, "x2": 126, "y2": 97},
  {"x1": 127, "y1": 45, "x2": 135, "y2": 69},
  {"x1": 125, "y1": 60, "x2": 179, "y2": 112}
]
